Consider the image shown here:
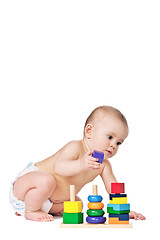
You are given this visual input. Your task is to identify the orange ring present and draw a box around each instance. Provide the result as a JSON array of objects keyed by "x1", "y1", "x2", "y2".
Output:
[{"x1": 88, "y1": 202, "x2": 104, "y2": 210}]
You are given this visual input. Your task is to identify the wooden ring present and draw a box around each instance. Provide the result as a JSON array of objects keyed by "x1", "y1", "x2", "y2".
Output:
[
  {"x1": 87, "y1": 209, "x2": 105, "y2": 217},
  {"x1": 88, "y1": 202, "x2": 104, "y2": 210},
  {"x1": 88, "y1": 195, "x2": 103, "y2": 202},
  {"x1": 86, "y1": 216, "x2": 106, "y2": 224}
]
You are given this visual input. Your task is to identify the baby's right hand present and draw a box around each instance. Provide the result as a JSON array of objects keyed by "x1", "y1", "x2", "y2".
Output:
[{"x1": 80, "y1": 151, "x2": 102, "y2": 171}]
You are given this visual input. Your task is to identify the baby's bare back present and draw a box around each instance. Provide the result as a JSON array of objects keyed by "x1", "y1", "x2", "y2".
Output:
[{"x1": 35, "y1": 140, "x2": 105, "y2": 203}]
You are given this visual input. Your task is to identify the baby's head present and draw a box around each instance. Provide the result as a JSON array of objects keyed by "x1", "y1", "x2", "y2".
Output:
[{"x1": 83, "y1": 106, "x2": 129, "y2": 159}]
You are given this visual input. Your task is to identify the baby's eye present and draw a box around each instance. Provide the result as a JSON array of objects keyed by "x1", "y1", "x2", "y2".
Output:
[
  {"x1": 108, "y1": 135, "x2": 112, "y2": 140},
  {"x1": 117, "y1": 142, "x2": 121, "y2": 146}
]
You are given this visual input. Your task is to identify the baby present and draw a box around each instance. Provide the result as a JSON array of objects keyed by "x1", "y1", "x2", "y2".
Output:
[{"x1": 9, "y1": 105, "x2": 146, "y2": 222}]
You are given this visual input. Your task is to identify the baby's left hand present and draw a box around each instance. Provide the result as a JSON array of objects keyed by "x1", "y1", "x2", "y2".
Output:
[{"x1": 129, "y1": 211, "x2": 146, "y2": 220}]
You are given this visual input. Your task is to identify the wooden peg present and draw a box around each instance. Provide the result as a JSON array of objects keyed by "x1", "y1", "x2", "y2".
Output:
[
  {"x1": 93, "y1": 185, "x2": 98, "y2": 195},
  {"x1": 70, "y1": 185, "x2": 75, "y2": 202},
  {"x1": 64, "y1": 185, "x2": 82, "y2": 214}
]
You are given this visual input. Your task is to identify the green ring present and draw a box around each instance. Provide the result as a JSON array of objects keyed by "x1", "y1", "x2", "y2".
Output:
[{"x1": 87, "y1": 209, "x2": 105, "y2": 217}]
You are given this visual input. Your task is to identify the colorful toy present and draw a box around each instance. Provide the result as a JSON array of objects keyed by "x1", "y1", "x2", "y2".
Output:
[
  {"x1": 107, "y1": 203, "x2": 130, "y2": 214},
  {"x1": 86, "y1": 216, "x2": 106, "y2": 224},
  {"x1": 87, "y1": 209, "x2": 105, "y2": 217},
  {"x1": 111, "y1": 183, "x2": 125, "y2": 194},
  {"x1": 63, "y1": 185, "x2": 83, "y2": 224},
  {"x1": 92, "y1": 150, "x2": 104, "y2": 164},
  {"x1": 86, "y1": 185, "x2": 106, "y2": 224},
  {"x1": 60, "y1": 183, "x2": 132, "y2": 228},
  {"x1": 107, "y1": 183, "x2": 130, "y2": 224},
  {"x1": 109, "y1": 196, "x2": 127, "y2": 204}
]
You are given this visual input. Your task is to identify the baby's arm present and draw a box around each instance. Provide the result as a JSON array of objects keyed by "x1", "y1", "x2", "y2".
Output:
[
  {"x1": 100, "y1": 159, "x2": 117, "y2": 193},
  {"x1": 54, "y1": 141, "x2": 101, "y2": 176}
]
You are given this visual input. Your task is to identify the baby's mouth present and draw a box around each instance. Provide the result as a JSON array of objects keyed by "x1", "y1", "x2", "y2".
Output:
[{"x1": 106, "y1": 150, "x2": 112, "y2": 155}]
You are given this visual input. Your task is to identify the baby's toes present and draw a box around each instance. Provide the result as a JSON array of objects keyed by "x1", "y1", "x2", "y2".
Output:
[
  {"x1": 45, "y1": 216, "x2": 50, "y2": 222},
  {"x1": 41, "y1": 215, "x2": 48, "y2": 222},
  {"x1": 46, "y1": 214, "x2": 54, "y2": 222},
  {"x1": 40, "y1": 213, "x2": 54, "y2": 222},
  {"x1": 40, "y1": 216, "x2": 46, "y2": 222},
  {"x1": 49, "y1": 215, "x2": 54, "y2": 221}
]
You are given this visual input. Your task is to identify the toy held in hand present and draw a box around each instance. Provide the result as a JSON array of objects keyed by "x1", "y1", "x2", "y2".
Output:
[{"x1": 92, "y1": 150, "x2": 104, "y2": 164}]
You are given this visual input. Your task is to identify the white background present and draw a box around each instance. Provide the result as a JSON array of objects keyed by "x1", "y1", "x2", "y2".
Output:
[{"x1": 0, "y1": 0, "x2": 159, "y2": 239}]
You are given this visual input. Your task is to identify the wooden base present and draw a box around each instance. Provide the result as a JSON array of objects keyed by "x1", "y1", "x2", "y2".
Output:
[{"x1": 60, "y1": 223, "x2": 132, "y2": 228}]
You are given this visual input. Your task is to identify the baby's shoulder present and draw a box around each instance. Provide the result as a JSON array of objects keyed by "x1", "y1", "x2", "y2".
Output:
[
  {"x1": 59, "y1": 140, "x2": 82, "y2": 159},
  {"x1": 64, "y1": 140, "x2": 82, "y2": 150}
]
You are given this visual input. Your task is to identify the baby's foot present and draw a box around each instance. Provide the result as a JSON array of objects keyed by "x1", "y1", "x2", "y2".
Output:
[{"x1": 25, "y1": 210, "x2": 54, "y2": 222}]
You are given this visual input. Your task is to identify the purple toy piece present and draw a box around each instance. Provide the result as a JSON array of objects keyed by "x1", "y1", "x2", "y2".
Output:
[
  {"x1": 92, "y1": 150, "x2": 104, "y2": 164},
  {"x1": 86, "y1": 216, "x2": 106, "y2": 224}
]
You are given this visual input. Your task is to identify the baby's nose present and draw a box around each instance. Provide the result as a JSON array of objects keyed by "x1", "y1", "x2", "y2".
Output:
[{"x1": 110, "y1": 142, "x2": 116, "y2": 148}]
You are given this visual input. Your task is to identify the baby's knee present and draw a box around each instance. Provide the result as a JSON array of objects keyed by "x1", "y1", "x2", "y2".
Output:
[{"x1": 39, "y1": 173, "x2": 56, "y2": 193}]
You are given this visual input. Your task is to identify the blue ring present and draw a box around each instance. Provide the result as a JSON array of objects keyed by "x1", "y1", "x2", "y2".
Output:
[
  {"x1": 88, "y1": 195, "x2": 103, "y2": 202},
  {"x1": 86, "y1": 216, "x2": 106, "y2": 224}
]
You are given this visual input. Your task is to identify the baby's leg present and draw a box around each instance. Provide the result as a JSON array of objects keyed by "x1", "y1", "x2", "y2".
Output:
[{"x1": 13, "y1": 171, "x2": 56, "y2": 222}]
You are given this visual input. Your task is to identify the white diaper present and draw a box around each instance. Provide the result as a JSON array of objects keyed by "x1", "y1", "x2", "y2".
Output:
[{"x1": 9, "y1": 162, "x2": 53, "y2": 216}]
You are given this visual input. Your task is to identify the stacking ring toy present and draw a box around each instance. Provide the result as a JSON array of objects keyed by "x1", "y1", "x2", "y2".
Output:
[
  {"x1": 86, "y1": 216, "x2": 106, "y2": 224},
  {"x1": 88, "y1": 202, "x2": 104, "y2": 210},
  {"x1": 87, "y1": 209, "x2": 105, "y2": 217},
  {"x1": 88, "y1": 195, "x2": 103, "y2": 202}
]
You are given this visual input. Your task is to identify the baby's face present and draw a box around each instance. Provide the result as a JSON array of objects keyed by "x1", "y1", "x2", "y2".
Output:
[{"x1": 89, "y1": 114, "x2": 128, "y2": 159}]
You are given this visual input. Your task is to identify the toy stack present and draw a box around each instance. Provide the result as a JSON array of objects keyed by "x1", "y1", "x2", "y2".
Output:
[
  {"x1": 107, "y1": 183, "x2": 130, "y2": 224},
  {"x1": 63, "y1": 185, "x2": 83, "y2": 224},
  {"x1": 86, "y1": 185, "x2": 106, "y2": 224}
]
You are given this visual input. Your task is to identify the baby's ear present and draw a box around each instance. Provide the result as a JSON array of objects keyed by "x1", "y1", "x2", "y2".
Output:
[{"x1": 84, "y1": 124, "x2": 94, "y2": 138}]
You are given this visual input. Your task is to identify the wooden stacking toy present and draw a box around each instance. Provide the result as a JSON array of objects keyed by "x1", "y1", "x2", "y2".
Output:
[
  {"x1": 63, "y1": 185, "x2": 83, "y2": 224},
  {"x1": 86, "y1": 185, "x2": 106, "y2": 224},
  {"x1": 60, "y1": 182, "x2": 132, "y2": 228},
  {"x1": 107, "y1": 183, "x2": 130, "y2": 224}
]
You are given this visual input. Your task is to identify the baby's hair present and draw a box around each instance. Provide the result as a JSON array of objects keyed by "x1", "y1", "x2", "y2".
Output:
[{"x1": 84, "y1": 105, "x2": 128, "y2": 130}]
